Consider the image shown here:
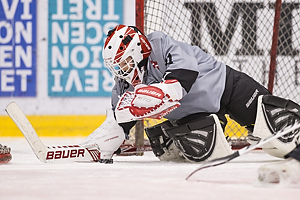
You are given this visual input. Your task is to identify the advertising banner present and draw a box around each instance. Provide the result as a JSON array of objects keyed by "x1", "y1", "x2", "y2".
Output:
[
  {"x1": 48, "y1": 0, "x2": 123, "y2": 97},
  {"x1": 0, "y1": 0, "x2": 37, "y2": 96}
]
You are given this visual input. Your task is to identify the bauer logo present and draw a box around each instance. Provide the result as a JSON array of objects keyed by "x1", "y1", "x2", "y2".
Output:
[
  {"x1": 46, "y1": 148, "x2": 85, "y2": 160},
  {"x1": 48, "y1": 0, "x2": 123, "y2": 97},
  {"x1": 0, "y1": 0, "x2": 37, "y2": 96}
]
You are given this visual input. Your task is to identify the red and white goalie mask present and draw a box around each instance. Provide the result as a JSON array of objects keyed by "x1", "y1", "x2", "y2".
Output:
[{"x1": 102, "y1": 25, "x2": 152, "y2": 86}]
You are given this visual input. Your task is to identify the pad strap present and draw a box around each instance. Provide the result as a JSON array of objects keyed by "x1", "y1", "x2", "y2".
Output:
[{"x1": 145, "y1": 121, "x2": 174, "y2": 157}]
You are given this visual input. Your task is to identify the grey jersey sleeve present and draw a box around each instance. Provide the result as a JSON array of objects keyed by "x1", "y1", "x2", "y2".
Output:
[
  {"x1": 146, "y1": 32, "x2": 227, "y2": 119},
  {"x1": 162, "y1": 39, "x2": 200, "y2": 93}
]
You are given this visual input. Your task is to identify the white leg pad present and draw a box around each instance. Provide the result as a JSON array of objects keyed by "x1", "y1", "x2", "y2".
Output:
[
  {"x1": 207, "y1": 114, "x2": 233, "y2": 161},
  {"x1": 252, "y1": 95, "x2": 300, "y2": 158},
  {"x1": 251, "y1": 95, "x2": 275, "y2": 148}
]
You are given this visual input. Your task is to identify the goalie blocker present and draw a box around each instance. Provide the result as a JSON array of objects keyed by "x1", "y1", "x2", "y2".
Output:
[{"x1": 145, "y1": 114, "x2": 233, "y2": 162}]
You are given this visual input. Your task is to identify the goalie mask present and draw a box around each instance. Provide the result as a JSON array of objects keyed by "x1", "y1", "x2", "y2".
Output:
[{"x1": 103, "y1": 25, "x2": 152, "y2": 86}]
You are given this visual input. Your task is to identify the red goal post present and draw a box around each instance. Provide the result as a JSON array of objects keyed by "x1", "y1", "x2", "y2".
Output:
[{"x1": 132, "y1": 0, "x2": 300, "y2": 149}]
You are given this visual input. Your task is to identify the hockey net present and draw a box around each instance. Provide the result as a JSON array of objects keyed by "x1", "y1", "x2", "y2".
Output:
[{"x1": 127, "y1": 0, "x2": 300, "y2": 152}]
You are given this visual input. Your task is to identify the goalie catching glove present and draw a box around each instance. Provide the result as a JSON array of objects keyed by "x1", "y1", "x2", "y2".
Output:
[{"x1": 115, "y1": 79, "x2": 183, "y2": 123}]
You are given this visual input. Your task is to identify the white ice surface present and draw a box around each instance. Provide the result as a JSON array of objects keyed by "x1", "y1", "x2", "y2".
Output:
[{"x1": 1, "y1": 137, "x2": 299, "y2": 200}]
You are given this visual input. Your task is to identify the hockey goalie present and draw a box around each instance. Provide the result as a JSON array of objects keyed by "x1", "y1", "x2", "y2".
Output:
[{"x1": 80, "y1": 25, "x2": 300, "y2": 185}]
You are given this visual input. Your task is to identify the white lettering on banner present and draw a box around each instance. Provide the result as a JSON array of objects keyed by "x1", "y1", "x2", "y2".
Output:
[
  {"x1": 0, "y1": 0, "x2": 34, "y2": 93},
  {"x1": 51, "y1": 69, "x2": 113, "y2": 92},
  {"x1": 1, "y1": 69, "x2": 32, "y2": 92},
  {"x1": 103, "y1": 0, "x2": 119, "y2": 20},
  {"x1": 0, "y1": 20, "x2": 33, "y2": 68},
  {"x1": 52, "y1": 0, "x2": 103, "y2": 20},
  {"x1": 1, "y1": 0, "x2": 33, "y2": 19},
  {"x1": 51, "y1": 70, "x2": 63, "y2": 92},
  {"x1": 65, "y1": 70, "x2": 83, "y2": 92},
  {"x1": 51, "y1": 46, "x2": 69, "y2": 68},
  {"x1": 1, "y1": 70, "x2": 14, "y2": 92},
  {"x1": 0, "y1": 45, "x2": 32, "y2": 68},
  {"x1": 0, "y1": 46, "x2": 13, "y2": 67},
  {"x1": 15, "y1": 46, "x2": 32, "y2": 67},
  {"x1": 51, "y1": 0, "x2": 68, "y2": 20},
  {"x1": 86, "y1": 0, "x2": 101, "y2": 20},
  {"x1": 70, "y1": 45, "x2": 90, "y2": 68},
  {"x1": 1, "y1": 0, "x2": 19, "y2": 19},
  {"x1": 85, "y1": 70, "x2": 98, "y2": 92},
  {"x1": 52, "y1": 22, "x2": 69, "y2": 44},
  {"x1": 0, "y1": 21, "x2": 32, "y2": 44},
  {"x1": 90, "y1": 46, "x2": 102, "y2": 68},
  {"x1": 51, "y1": 45, "x2": 103, "y2": 68},
  {"x1": 15, "y1": 21, "x2": 32, "y2": 43},
  {"x1": 21, "y1": 0, "x2": 33, "y2": 20},
  {"x1": 69, "y1": 0, "x2": 83, "y2": 20},
  {"x1": 0, "y1": 21, "x2": 13, "y2": 43},
  {"x1": 71, "y1": 22, "x2": 85, "y2": 44},
  {"x1": 16, "y1": 69, "x2": 32, "y2": 91},
  {"x1": 86, "y1": 22, "x2": 102, "y2": 44},
  {"x1": 52, "y1": 22, "x2": 103, "y2": 44},
  {"x1": 49, "y1": 0, "x2": 121, "y2": 95}
]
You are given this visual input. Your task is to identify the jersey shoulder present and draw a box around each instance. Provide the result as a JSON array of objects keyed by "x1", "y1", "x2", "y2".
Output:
[{"x1": 146, "y1": 31, "x2": 167, "y2": 42}]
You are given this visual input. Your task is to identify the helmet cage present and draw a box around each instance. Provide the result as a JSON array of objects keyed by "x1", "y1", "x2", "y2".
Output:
[
  {"x1": 104, "y1": 51, "x2": 145, "y2": 86},
  {"x1": 103, "y1": 25, "x2": 151, "y2": 86}
]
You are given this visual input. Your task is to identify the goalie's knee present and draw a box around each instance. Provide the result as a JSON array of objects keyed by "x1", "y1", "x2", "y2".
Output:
[
  {"x1": 252, "y1": 95, "x2": 300, "y2": 158},
  {"x1": 163, "y1": 114, "x2": 233, "y2": 162}
]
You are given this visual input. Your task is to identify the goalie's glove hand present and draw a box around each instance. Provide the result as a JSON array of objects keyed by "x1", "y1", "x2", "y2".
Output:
[{"x1": 115, "y1": 80, "x2": 183, "y2": 123}]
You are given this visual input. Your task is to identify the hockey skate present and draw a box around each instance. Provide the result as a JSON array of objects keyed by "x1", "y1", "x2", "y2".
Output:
[
  {"x1": 258, "y1": 158, "x2": 300, "y2": 185},
  {"x1": 0, "y1": 144, "x2": 12, "y2": 163}
]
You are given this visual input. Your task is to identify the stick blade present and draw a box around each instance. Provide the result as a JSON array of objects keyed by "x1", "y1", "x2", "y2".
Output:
[{"x1": 5, "y1": 102, "x2": 48, "y2": 162}]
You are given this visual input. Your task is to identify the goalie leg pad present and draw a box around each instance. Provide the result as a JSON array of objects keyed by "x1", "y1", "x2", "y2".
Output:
[
  {"x1": 252, "y1": 95, "x2": 300, "y2": 158},
  {"x1": 145, "y1": 121, "x2": 184, "y2": 162},
  {"x1": 163, "y1": 114, "x2": 233, "y2": 162}
]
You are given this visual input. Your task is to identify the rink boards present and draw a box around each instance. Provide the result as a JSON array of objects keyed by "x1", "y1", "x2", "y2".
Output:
[{"x1": 0, "y1": 115, "x2": 247, "y2": 138}]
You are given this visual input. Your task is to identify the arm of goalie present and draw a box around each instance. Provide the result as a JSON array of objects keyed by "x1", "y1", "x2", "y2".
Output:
[
  {"x1": 80, "y1": 109, "x2": 125, "y2": 160},
  {"x1": 115, "y1": 80, "x2": 182, "y2": 123}
]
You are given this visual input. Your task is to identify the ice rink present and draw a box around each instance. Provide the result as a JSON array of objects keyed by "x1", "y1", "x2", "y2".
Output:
[{"x1": 1, "y1": 137, "x2": 299, "y2": 200}]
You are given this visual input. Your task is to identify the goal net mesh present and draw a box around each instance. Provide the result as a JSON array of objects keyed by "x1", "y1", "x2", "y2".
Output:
[{"x1": 131, "y1": 0, "x2": 300, "y2": 148}]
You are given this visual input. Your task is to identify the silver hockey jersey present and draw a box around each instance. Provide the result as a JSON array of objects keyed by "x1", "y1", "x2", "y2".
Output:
[{"x1": 111, "y1": 31, "x2": 226, "y2": 120}]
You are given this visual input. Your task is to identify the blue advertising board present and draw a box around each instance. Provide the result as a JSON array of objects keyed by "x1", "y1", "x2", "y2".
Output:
[
  {"x1": 48, "y1": 0, "x2": 123, "y2": 97},
  {"x1": 0, "y1": 0, "x2": 36, "y2": 96}
]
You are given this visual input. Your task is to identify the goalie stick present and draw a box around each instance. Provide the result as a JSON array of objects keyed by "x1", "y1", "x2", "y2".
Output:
[
  {"x1": 5, "y1": 102, "x2": 151, "y2": 162},
  {"x1": 5, "y1": 102, "x2": 102, "y2": 163},
  {"x1": 186, "y1": 122, "x2": 300, "y2": 180}
]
